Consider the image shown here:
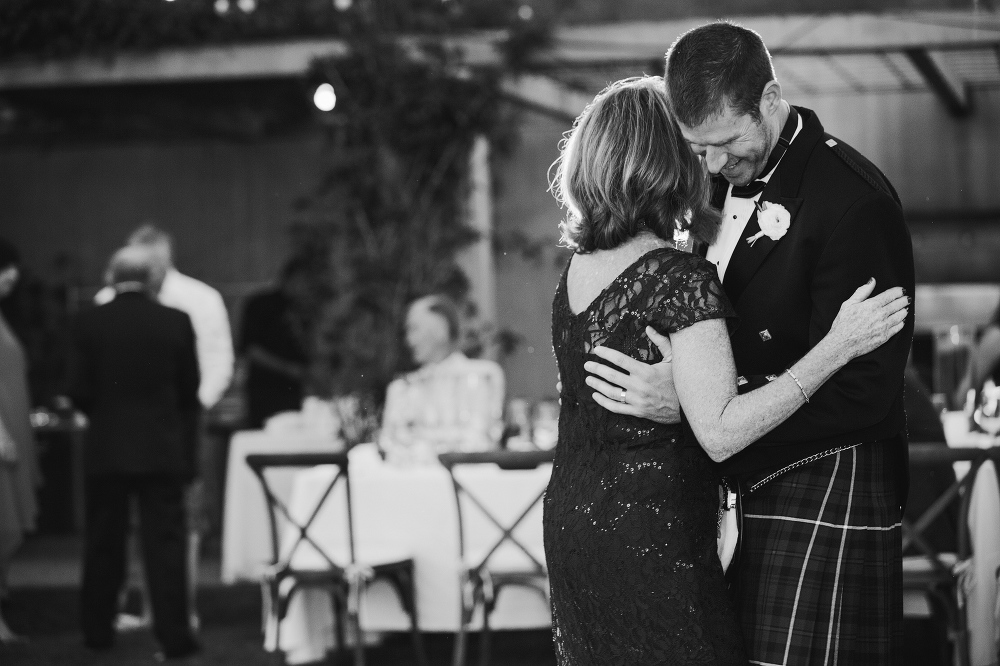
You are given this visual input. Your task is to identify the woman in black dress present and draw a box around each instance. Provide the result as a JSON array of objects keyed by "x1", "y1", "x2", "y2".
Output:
[{"x1": 543, "y1": 76, "x2": 909, "y2": 664}]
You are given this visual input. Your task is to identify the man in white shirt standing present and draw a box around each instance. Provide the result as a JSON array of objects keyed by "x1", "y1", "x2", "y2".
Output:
[
  {"x1": 96, "y1": 224, "x2": 234, "y2": 632},
  {"x1": 96, "y1": 226, "x2": 234, "y2": 409}
]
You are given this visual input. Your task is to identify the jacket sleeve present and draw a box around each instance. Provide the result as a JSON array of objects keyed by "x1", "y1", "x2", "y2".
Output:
[
  {"x1": 191, "y1": 288, "x2": 234, "y2": 409},
  {"x1": 763, "y1": 190, "x2": 915, "y2": 442},
  {"x1": 178, "y1": 314, "x2": 201, "y2": 412},
  {"x1": 66, "y1": 318, "x2": 95, "y2": 415},
  {"x1": 177, "y1": 314, "x2": 202, "y2": 480}
]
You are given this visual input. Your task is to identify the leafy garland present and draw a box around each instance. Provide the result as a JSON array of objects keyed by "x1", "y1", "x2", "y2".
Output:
[
  {"x1": 291, "y1": 36, "x2": 517, "y2": 398},
  {"x1": 0, "y1": 0, "x2": 552, "y2": 60}
]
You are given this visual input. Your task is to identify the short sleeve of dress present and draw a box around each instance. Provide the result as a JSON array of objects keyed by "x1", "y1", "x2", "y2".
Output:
[{"x1": 646, "y1": 254, "x2": 738, "y2": 335}]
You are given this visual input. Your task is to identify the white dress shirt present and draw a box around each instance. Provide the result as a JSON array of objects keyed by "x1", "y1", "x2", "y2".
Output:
[
  {"x1": 706, "y1": 111, "x2": 803, "y2": 281},
  {"x1": 96, "y1": 268, "x2": 234, "y2": 408}
]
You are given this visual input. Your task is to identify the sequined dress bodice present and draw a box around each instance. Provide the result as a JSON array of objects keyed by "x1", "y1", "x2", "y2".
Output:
[{"x1": 543, "y1": 247, "x2": 746, "y2": 665}]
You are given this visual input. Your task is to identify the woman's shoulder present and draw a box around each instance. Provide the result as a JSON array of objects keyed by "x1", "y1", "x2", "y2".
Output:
[
  {"x1": 639, "y1": 249, "x2": 735, "y2": 332},
  {"x1": 635, "y1": 247, "x2": 722, "y2": 288}
]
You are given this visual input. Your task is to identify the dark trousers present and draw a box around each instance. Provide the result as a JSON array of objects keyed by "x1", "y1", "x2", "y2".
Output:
[{"x1": 81, "y1": 473, "x2": 198, "y2": 655}]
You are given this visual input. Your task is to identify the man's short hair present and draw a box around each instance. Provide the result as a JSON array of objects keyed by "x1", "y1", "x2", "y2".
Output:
[
  {"x1": 105, "y1": 246, "x2": 167, "y2": 293},
  {"x1": 665, "y1": 21, "x2": 777, "y2": 127},
  {"x1": 127, "y1": 223, "x2": 173, "y2": 250}
]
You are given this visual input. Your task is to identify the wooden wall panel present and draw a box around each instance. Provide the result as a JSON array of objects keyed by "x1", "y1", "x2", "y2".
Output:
[
  {"x1": 794, "y1": 87, "x2": 1000, "y2": 212},
  {"x1": 0, "y1": 132, "x2": 326, "y2": 307}
]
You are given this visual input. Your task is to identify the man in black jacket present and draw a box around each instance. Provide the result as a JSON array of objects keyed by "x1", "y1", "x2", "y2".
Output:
[
  {"x1": 586, "y1": 21, "x2": 914, "y2": 665},
  {"x1": 69, "y1": 246, "x2": 201, "y2": 660}
]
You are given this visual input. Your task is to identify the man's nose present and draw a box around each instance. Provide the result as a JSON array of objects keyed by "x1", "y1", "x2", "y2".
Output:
[{"x1": 703, "y1": 146, "x2": 729, "y2": 174}]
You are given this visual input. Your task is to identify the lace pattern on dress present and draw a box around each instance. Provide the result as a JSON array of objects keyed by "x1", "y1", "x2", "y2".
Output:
[{"x1": 544, "y1": 247, "x2": 746, "y2": 665}]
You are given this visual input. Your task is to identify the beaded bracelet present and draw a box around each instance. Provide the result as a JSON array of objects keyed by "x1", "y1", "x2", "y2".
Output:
[{"x1": 785, "y1": 367, "x2": 810, "y2": 403}]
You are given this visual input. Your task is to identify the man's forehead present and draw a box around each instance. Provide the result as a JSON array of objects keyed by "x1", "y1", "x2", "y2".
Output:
[{"x1": 679, "y1": 105, "x2": 751, "y2": 144}]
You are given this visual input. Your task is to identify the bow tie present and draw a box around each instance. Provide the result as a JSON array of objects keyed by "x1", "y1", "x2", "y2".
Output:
[{"x1": 729, "y1": 106, "x2": 798, "y2": 199}]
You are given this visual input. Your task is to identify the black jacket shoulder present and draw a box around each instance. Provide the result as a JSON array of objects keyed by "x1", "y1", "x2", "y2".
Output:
[{"x1": 817, "y1": 132, "x2": 901, "y2": 206}]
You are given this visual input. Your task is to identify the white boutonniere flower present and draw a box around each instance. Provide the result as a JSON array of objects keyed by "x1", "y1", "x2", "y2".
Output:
[{"x1": 745, "y1": 201, "x2": 791, "y2": 247}]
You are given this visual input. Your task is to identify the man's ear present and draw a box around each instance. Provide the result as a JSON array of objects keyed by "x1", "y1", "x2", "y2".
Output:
[{"x1": 759, "y1": 80, "x2": 783, "y2": 118}]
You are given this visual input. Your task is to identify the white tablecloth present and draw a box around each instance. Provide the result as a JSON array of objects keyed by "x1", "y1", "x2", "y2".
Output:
[
  {"x1": 221, "y1": 429, "x2": 343, "y2": 584},
  {"x1": 223, "y1": 439, "x2": 552, "y2": 664}
]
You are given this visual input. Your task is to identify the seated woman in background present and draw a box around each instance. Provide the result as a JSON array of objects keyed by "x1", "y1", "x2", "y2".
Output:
[{"x1": 379, "y1": 295, "x2": 504, "y2": 463}]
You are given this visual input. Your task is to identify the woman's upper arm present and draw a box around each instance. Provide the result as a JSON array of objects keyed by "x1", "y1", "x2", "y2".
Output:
[{"x1": 670, "y1": 318, "x2": 738, "y2": 443}]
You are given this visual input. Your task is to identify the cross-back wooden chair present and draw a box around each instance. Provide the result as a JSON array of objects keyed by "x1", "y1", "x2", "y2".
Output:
[
  {"x1": 438, "y1": 449, "x2": 555, "y2": 666},
  {"x1": 903, "y1": 443, "x2": 1000, "y2": 666},
  {"x1": 245, "y1": 452, "x2": 427, "y2": 666}
]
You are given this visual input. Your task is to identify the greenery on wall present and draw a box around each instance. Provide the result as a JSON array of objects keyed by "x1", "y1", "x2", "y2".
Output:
[
  {"x1": 289, "y1": 44, "x2": 510, "y2": 397},
  {"x1": 289, "y1": 4, "x2": 554, "y2": 400}
]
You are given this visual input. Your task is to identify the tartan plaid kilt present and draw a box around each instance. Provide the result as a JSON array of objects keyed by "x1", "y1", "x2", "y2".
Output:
[{"x1": 736, "y1": 441, "x2": 903, "y2": 666}]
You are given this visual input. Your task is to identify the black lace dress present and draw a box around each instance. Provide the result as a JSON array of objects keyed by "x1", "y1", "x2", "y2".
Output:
[{"x1": 544, "y1": 247, "x2": 746, "y2": 665}]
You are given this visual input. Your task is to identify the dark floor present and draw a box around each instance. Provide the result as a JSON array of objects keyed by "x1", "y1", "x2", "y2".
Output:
[
  {"x1": 1, "y1": 535, "x2": 557, "y2": 666},
  {"x1": 2, "y1": 536, "x2": 953, "y2": 666}
]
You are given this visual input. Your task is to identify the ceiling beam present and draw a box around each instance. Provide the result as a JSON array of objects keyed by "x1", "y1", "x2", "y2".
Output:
[
  {"x1": 1, "y1": 24, "x2": 999, "y2": 91},
  {"x1": 0, "y1": 40, "x2": 349, "y2": 89},
  {"x1": 903, "y1": 47, "x2": 973, "y2": 117}
]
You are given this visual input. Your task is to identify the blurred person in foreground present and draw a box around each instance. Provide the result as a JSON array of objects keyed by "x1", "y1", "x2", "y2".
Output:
[
  {"x1": 0, "y1": 238, "x2": 39, "y2": 643},
  {"x1": 70, "y1": 246, "x2": 201, "y2": 660},
  {"x1": 585, "y1": 23, "x2": 914, "y2": 663},
  {"x1": 238, "y1": 258, "x2": 313, "y2": 429},
  {"x1": 96, "y1": 224, "x2": 233, "y2": 631},
  {"x1": 379, "y1": 294, "x2": 504, "y2": 462}
]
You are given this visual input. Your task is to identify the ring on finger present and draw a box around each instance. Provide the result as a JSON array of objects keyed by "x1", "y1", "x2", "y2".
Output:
[{"x1": 620, "y1": 388, "x2": 627, "y2": 403}]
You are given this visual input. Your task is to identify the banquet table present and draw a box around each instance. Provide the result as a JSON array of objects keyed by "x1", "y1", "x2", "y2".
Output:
[
  {"x1": 221, "y1": 428, "x2": 344, "y2": 584},
  {"x1": 222, "y1": 439, "x2": 552, "y2": 664}
]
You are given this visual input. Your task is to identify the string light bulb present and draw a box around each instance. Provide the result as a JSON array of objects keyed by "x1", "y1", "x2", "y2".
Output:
[{"x1": 313, "y1": 83, "x2": 337, "y2": 112}]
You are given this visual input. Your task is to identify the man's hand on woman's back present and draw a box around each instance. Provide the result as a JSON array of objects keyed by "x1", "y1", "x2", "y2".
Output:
[{"x1": 584, "y1": 326, "x2": 681, "y2": 424}]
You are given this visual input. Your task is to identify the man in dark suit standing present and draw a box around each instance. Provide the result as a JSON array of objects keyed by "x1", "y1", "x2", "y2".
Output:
[
  {"x1": 585, "y1": 21, "x2": 914, "y2": 665},
  {"x1": 69, "y1": 246, "x2": 201, "y2": 660}
]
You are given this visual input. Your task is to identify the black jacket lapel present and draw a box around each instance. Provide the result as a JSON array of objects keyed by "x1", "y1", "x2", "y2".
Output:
[
  {"x1": 710, "y1": 175, "x2": 729, "y2": 210},
  {"x1": 695, "y1": 175, "x2": 731, "y2": 258},
  {"x1": 721, "y1": 107, "x2": 823, "y2": 305},
  {"x1": 723, "y1": 181, "x2": 804, "y2": 304}
]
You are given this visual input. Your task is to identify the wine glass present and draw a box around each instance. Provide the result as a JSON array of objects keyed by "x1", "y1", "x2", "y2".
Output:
[{"x1": 973, "y1": 381, "x2": 1000, "y2": 437}]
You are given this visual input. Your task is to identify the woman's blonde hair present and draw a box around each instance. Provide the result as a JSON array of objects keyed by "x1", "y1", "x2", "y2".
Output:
[{"x1": 550, "y1": 76, "x2": 720, "y2": 253}]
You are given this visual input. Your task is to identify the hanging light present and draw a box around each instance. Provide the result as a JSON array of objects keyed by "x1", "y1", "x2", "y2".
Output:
[
  {"x1": 214, "y1": 0, "x2": 230, "y2": 13},
  {"x1": 333, "y1": 0, "x2": 352, "y2": 10},
  {"x1": 517, "y1": 4, "x2": 534, "y2": 20},
  {"x1": 313, "y1": 83, "x2": 337, "y2": 112},
  {"x1": 237, "y1": 0, "x2": 256, "y2": 12}
]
